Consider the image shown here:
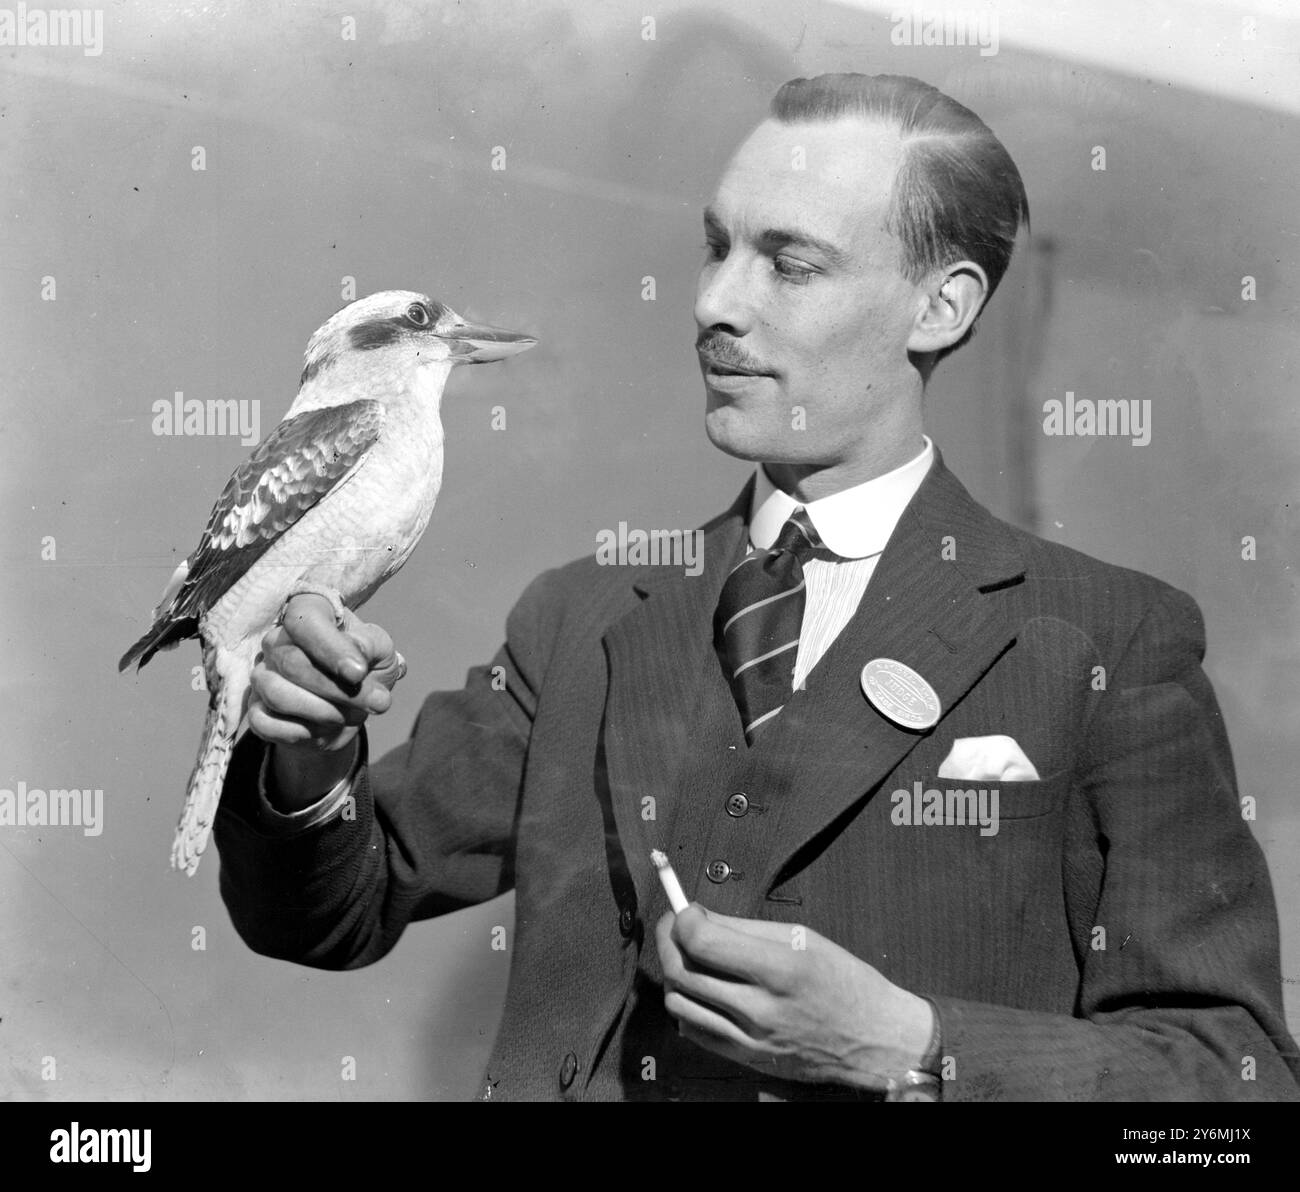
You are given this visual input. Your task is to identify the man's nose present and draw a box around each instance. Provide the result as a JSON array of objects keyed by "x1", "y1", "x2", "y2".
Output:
[{"x1": 694, "y1": 253, "x2": 753, "y2": 333}]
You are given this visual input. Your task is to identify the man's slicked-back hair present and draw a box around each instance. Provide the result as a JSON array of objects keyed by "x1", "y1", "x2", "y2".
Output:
[{"x1": 771, "y1": 72, "x2": 1030, "y2": 363}]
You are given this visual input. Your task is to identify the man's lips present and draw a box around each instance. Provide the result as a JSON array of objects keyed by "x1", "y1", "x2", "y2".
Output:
[{"x1": 697, "y1": 351, "x2": 772, "y2": 377}]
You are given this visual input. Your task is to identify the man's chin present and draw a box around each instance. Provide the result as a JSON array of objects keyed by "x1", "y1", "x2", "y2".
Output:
[{"x1": 704, "y1": 406, "x2": 793, "y2": 463}]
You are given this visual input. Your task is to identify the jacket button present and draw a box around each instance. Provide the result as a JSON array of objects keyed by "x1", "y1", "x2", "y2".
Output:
[
  {"x1": 705, "y1": 859, "x2": 731, "y2": 883},
  {"x1": 725, "y1": 792, "x2": 750, "y2": 817},
  {"x1": 559, "y1": 1052, "x2": 578, "y2": 1089},
  {"x1": 618, "y1": 905, "x2": 636, "y2": 936}
]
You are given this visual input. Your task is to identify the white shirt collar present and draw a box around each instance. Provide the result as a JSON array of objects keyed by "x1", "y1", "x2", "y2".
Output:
[{"x1": 748, "y1": 436, "x2": 934, "y2": 559}]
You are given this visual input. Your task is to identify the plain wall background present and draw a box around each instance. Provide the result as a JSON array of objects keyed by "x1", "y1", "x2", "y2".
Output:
[{"x1": 2, "y1": 0, "x2": 1296, "y2": 1099}]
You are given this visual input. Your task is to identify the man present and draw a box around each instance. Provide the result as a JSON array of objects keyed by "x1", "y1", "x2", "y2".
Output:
[{"x1": 214, "y1": 73, "x2": 1299, "y2": 1101}]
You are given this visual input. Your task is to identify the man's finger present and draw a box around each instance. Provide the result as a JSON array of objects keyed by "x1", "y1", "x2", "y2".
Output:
[
  {"x1": 671, "y1": 905, "x2": 789, "y2": 986},
  {"x1": 693, "y1": 910, "x2": 800, "y2": 944},
  {"x1": 278, "y1": 594, "x2": 369, "y2": 686},
  {"x1": 666, "y1": 964, "x2": 768, "y2": 1026},
  {"x1": 247, "y1": 698, "x2": 318, "y2": 746},
  {"x1": 253, "y1": 670, "x2": 367, "y2": 729},
  {"x1": 277, "y1": 596, "x2": 399, "y2": 695},
  {"x1": 352, "y1": 628, "x2": 402, "y2": 690},
  {"x1": 665, "y1": 990, "x2": 758, "y2": 1055},
  {"x1": 266, "y1": 643, "x2": 391, "y2": 711},
  {"x1": 660, "y1": 921, "x2": 771, "y2": 1028}
]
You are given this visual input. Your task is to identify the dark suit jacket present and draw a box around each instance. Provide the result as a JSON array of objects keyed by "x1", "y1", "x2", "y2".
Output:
[{"x1": 215, "y1": 452, "x2": 1300, "y2": 1101}]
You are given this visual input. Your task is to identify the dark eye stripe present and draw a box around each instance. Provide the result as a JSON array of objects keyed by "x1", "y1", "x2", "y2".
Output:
[
  {"x1": 348, "y1": 316, "x2": 410, "y2": 351},
  {"x1": 347, "y1": 302, "x2": 451, "y2": 351}
]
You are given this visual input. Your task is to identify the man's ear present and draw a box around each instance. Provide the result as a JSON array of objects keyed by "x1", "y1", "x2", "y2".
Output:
[{"x1": 907, "y1": 262, "x2": 989, "y2": 356}]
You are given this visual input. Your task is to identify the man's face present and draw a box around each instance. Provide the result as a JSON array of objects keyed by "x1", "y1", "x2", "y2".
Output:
[{"x1": 695, "y1": 116, "x2": 923, "y2": 469}]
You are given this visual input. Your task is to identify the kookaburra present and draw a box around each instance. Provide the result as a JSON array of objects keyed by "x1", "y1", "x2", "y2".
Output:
[{"x1": 119, "y1": 291, "x2": 537, "y2": 875}]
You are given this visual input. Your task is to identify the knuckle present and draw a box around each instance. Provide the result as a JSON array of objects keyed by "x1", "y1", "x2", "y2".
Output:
[
  {"x1": 355, "y1": 622, "x2": 393, "y2": 666},
  {"x1": 770, "y1": 958, "x2": 797, "y2": 997},
  {"x1": 284, "y1": 600, "x2": 327, "y2": 639},
  {"x1": 276, "y1": 646, "x2": 316, "y2": 685},
  {"x1": 256, "y1": 682, "x2": 289, "y2": 718},
  {"x1": 247, "y1": 704, "x2": 279, "y2": 742},
  {"x1": 259, "y1": 643, "x2": 291, "y2": 678}
]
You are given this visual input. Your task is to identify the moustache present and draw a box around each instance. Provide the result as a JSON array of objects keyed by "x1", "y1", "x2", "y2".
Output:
[{"x1": 695, "y1": 332, "x2": 771, "y2": 376}]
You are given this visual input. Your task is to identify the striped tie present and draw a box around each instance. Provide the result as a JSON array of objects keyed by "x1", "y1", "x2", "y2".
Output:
[{"x1": 715, "y1": 508, "x2": 822, "y2": 743}]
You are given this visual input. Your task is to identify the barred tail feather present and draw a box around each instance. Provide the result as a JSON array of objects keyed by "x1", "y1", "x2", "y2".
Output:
[{"x1": 172, "y1": 659, "x2": 249, "y2": 876}]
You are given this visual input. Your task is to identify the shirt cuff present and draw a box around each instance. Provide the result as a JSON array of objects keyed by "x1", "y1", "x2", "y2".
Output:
[{"x1": 254, "y1": 744, "x2": 359, "y2": 834}]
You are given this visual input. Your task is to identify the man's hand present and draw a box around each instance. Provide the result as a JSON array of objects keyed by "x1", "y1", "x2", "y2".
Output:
[
  {"x1": 656, "y1": 906, "x2": 934, "y2": 1090},
  {"x1": 248, "y1": 593, "x2": 407, "y2": 810}
]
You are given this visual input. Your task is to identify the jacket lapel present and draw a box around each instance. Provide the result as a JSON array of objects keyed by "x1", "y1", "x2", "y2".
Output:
[{"x1": 750, "y1": 455, "x2": 1027, "y2": 899}]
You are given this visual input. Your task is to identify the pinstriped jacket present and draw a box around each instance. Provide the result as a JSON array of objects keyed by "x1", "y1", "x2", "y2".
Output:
[{"x1": 215, "y1": 451, "x2": 1300, "y2": 1101}]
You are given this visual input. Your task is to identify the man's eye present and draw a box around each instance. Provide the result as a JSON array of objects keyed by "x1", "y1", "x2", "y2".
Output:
[
  {"x1": 702, "y1": 240, "x2": 727, "y2": 261},
  {"x1": 774, "y1": 255, "x2": 816, "y2": 283}
]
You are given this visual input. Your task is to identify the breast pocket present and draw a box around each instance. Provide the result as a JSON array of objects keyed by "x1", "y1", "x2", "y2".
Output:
[
  {"x1": 894, "y1": 768, "x2": 1072, "y2": 829},
  {"x1": 984, "y1": 768, "x2": 1072, "y2": 822}
]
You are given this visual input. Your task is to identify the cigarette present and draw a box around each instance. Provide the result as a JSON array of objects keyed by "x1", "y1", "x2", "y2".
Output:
[{"x1": 651, "y1": 849, "x2": 689, "y2": 913}]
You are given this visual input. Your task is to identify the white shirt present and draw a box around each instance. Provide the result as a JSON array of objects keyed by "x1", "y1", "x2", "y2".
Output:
[
  {"x1": 746, "y1": 436, "x2": 934, "y2": 690},
  {"x1": 258, "y1": 436, "x2": 935, "y2": 829}
]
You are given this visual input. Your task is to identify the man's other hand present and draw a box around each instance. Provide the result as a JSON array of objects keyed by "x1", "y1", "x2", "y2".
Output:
[{"x1": 656, "y1": 905, "x2": 934, "y2": 1090}]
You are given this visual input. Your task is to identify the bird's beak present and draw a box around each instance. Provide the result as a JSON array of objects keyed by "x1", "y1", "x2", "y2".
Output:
[{"x1": 442, "y1": 320, "x2": 538, "y2": 364}]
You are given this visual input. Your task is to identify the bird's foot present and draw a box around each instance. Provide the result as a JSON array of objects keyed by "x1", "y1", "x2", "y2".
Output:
[{"x1": 278, "y1": 582, "x2": 349, "y2": 628}]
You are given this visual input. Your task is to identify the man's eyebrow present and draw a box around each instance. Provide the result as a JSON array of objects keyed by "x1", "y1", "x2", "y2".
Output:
[
  {"x1": 702, "y1": 207, "x2": 728, "y2": 237},
  {"x1": 702, "y1": 206, "x2": 849, "y2": 267}
]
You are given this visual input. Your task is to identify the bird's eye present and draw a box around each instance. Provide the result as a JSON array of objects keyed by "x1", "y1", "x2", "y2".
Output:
[{"x1": 405, "y1": 304, "x2": 430, "y2": 327}]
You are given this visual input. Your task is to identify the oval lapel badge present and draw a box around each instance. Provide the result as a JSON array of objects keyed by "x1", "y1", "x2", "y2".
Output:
[{"x1": 860, "y1": 658, "x2": 941, "y2": 730}]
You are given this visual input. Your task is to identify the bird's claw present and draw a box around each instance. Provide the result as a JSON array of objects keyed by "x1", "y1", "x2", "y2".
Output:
[{"x1": 279, "y1": 583, "x2": 349, "y2": 629}]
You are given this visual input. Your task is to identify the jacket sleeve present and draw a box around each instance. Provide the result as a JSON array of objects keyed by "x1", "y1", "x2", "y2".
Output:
[
  {"x1": 928, "y1": 586, "x2": 1300, "y2": 1101},
  {"x1": 213, "y1": 567, "x2": 561, "y2": 970}
]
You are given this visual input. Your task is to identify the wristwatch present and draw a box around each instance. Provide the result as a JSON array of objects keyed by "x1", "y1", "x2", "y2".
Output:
[
  {"x1": 882, "y1": 996, "x2": 943, "y2": 1101},
  {"x1": 883, "y1": 1069, "x2": 942, "y2": 1102}
]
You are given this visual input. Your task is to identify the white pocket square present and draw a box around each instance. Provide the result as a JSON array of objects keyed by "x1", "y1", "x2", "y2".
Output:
[{"x1": 937, "y1": 735, "x2": 1040, "y2": 782}]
